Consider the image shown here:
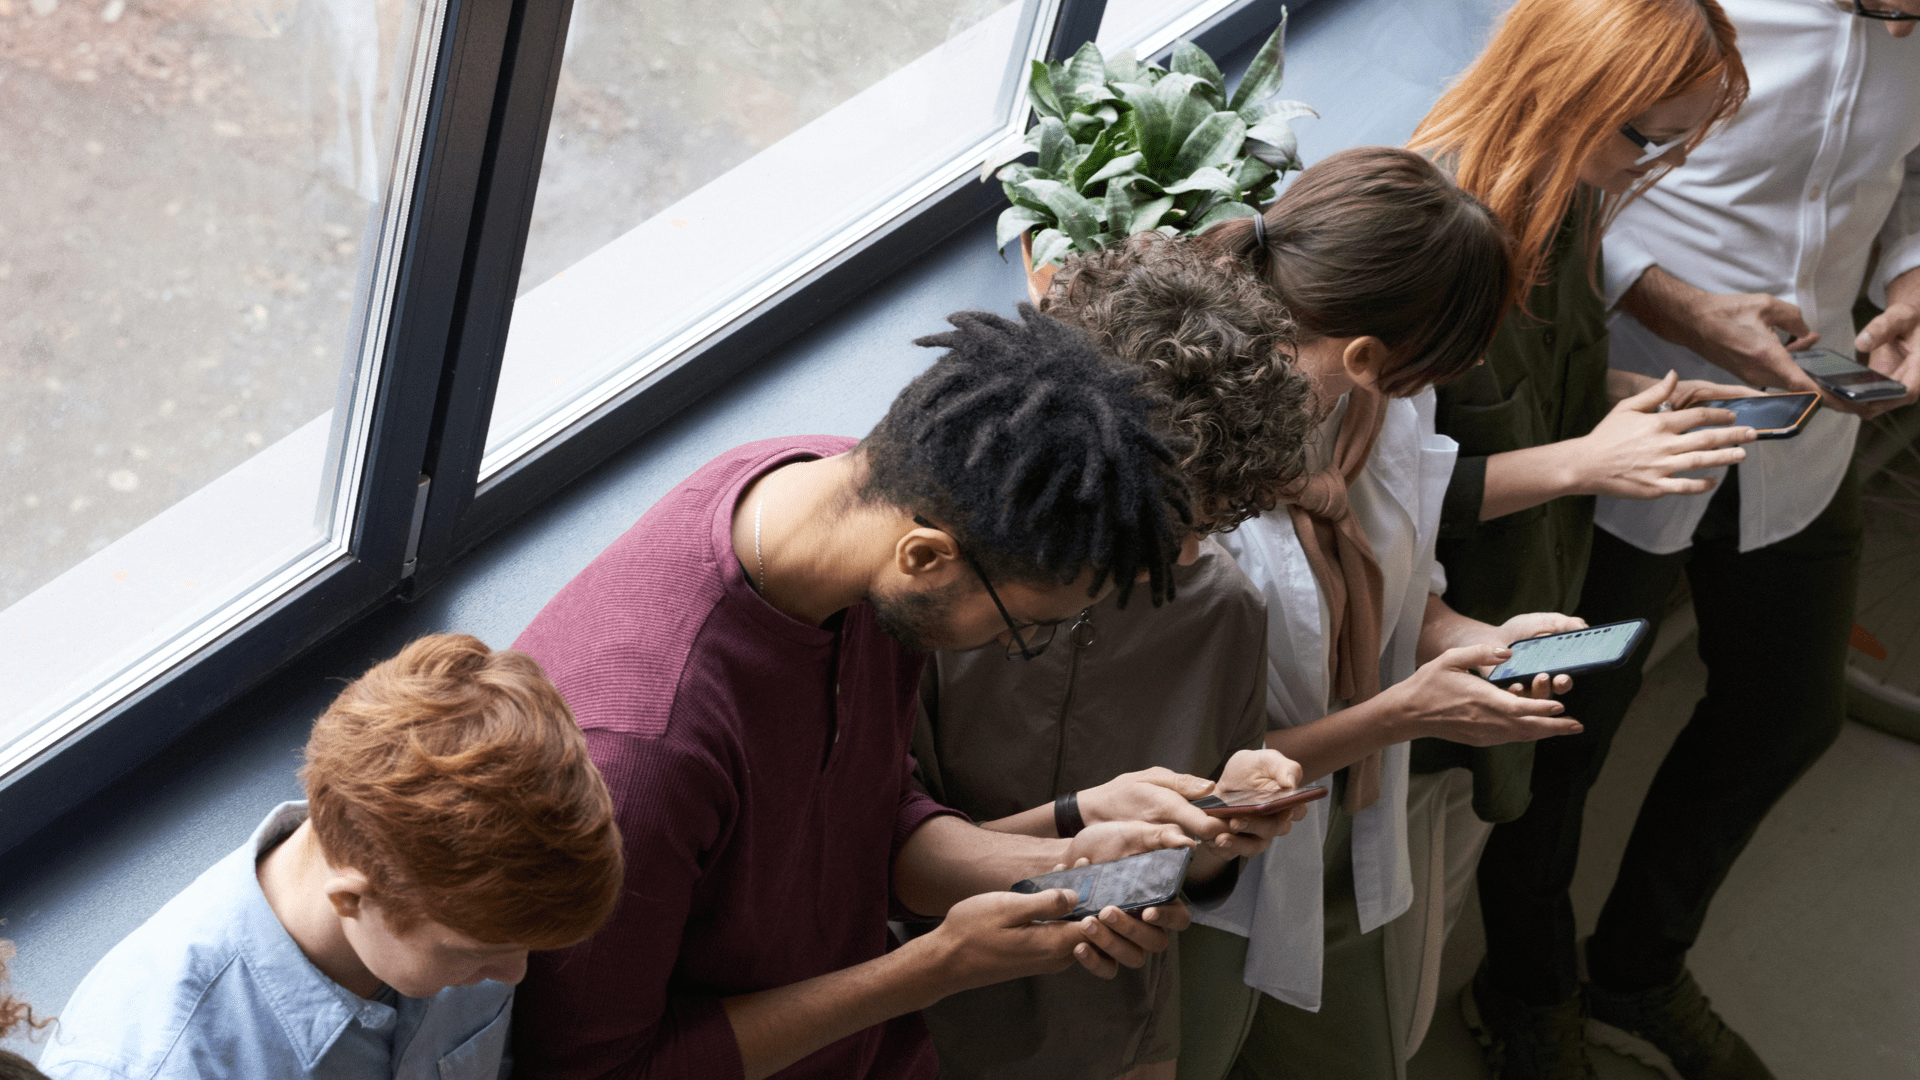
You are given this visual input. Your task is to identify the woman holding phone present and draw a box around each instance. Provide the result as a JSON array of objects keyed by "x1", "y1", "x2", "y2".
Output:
[
  {"x1": 1406, "y1": 0, "x2": 1754, "y2": 1076},
  {"x1": 1176, "y1": 146, "x2": 1588, "y2": 1080}
]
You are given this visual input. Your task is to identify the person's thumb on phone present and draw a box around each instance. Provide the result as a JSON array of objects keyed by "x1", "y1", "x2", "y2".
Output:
[{"x1": 1621, "y1": 370, "x2": 1679, "y2": 413}]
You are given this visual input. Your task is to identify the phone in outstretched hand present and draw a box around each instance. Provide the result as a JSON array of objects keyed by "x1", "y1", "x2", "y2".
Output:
[
  {"x1": 1794, "y1": 348, "x2": 1907, "y2": 403},
  {"x1": 1010, "y1": 846, "x2": 1193, "y2": 921},
  {"x1": 1189, "y1": 786, "x2": 1329, "y2": 818},
  {"x1": 1485, "y1": 619, "x2": 1651, "y2": 684},
  {"x1": 1692, "y1": 391, "x2": 1819, "y2": 440}
]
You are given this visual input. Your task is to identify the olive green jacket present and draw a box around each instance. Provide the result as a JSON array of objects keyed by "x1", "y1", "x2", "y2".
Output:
[{"x1": 1412, "y1": 192, "x2": 1612, "y2": 823}]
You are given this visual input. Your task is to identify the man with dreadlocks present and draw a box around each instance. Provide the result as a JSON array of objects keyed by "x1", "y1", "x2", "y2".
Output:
[
  {"x1": 911, "y1": 232, "x2": 1319, "y2": 1080},
  {"x1": 507, "y1": 305, "x2": 1303, "y2": 1080}
]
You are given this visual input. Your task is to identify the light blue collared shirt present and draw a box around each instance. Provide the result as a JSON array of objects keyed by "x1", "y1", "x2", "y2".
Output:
[{"x1": 37, "y1": 802, "x2": 513, "y2": 1080}]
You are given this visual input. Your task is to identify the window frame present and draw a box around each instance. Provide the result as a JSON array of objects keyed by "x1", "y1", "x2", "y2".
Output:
[{"x1": 0, "y1": 0, "x2": 1300, "y2": 855}]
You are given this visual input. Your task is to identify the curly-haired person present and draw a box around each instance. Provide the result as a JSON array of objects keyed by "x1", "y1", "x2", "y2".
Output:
[
  {"x1": 910, "y1": 232, "x2": 1318, "y2": 1080},
  {"x1": 36, "y1": 634, "x2": 625, "y2": 1080}
]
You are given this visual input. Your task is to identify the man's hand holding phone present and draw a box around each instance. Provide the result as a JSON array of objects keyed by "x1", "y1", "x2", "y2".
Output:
[{"x1": 1852, "y1": 272, "x2": 1920, "y2": 419}]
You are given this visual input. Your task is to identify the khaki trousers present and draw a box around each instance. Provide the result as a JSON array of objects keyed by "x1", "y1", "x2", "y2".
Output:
[{"x1": 1177, "y1": 769, "x2": 1489, "y2": 1079}]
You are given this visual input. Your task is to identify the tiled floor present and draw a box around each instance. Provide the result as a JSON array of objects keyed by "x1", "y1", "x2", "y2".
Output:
[{"x1": 1410, "y1": 633, "x2": 1920, "y2": 1080}]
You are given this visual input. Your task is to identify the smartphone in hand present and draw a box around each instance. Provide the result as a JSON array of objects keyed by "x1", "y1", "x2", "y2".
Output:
[
  {"x1": 1011, "y1": 846, "x2": 1194, "y2": 921},
  {"x1": 1485, "y1": 619, "x2": 1651, "y2": 684},
  {"x1": 1795, "y1": 348, "x2": 1907, "y2": 403},
  {"x1": 1692, "y1": 391, "x2": 1819, "y2": 440},
  {"x1": 1188, "y1": 786, "x2": 1329, "y2": 818}
]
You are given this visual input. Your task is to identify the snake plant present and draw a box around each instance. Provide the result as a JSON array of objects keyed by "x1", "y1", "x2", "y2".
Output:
[{"x1": 996, "y1": 12, "x2": 1315, "y2": 268}]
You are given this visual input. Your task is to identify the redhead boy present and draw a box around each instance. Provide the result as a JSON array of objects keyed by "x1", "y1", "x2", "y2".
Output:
[{"x1": 37, "y1": 634, "x2": 623, "y2": 1080}]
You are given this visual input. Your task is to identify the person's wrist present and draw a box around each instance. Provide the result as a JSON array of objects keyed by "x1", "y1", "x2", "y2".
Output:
[
  {"x1": 892, "y1": 928, "x2": 966, "y2": 1008},
  {"x1": 1053, "y1": 791, "x2": 1087, "y2": 838},
  {"x1": 1186, "y1": 843, "x2": 1234, "y2": 884},
  {"x1": 1542, "y1": 437, "x2": 1592, "y2": 500},
  {"x1": 1365, "y1": 683, "x2": 1419, "y2": 743}
]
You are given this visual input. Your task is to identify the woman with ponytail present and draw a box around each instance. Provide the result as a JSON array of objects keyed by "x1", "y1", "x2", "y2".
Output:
[
  {"x1": 1406, "y1": 2, "x2": 1755, "y2": 1077},
  {"x1": 1176, "y1": 146, "x2": 1588, "y2": 1080}
]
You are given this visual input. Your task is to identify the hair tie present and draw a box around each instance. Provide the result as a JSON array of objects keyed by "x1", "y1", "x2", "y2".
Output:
[{"x1": 1249, "y1": 212, "x2": 1269, "y2": 272}]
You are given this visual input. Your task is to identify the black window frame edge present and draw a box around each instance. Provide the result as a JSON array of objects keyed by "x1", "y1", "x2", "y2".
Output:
[
  {"x1": 407, "y1": 0, "x2": 1294, "y2": 590},
  {"x1": 0, "y1": 0, "x2": 522, "y2": 857},
  {"x1": 0, "y1": 0, "x2": 1294, "y2": 858}
]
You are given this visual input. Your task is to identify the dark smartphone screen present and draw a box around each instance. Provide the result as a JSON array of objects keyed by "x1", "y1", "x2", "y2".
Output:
[
  {"x1": 1190, "y1": 786, "x2": 1330, "y2": 817},
  {"x1": 1796, "y1": 348, "x2": 1907, "y2": 401},
  {"x1": 1010, "y1": 846, "x2": 1193, "y2": 921},
  {"x1": 1695, "y1": 393, "x2": 1819, "y2": 438}
]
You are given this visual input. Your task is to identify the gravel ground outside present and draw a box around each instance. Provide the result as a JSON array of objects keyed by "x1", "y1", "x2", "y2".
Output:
[{"x1": 0, "y1": 0, "x2": 994, "y2": 611}]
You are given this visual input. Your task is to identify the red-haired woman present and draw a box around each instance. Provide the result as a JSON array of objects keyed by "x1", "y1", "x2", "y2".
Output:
[{"x1": 1408, "y1": 2, "x2": 1759, "y2": 1077}]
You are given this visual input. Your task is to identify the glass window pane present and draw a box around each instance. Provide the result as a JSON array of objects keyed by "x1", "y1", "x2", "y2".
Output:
[
  {"x1": 0, "y1": 0, "x2": 444, "y2": 771},
  {"x1": 479, "y1": 0, "x2": 1049, "y2": 475},
  {"x1": 1095, "y1": 0, "x2": 1238, "y2": 57}
]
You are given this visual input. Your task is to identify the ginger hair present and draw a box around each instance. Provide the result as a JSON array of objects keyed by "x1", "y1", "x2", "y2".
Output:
[
  {"x1": 1409, "y1": 0, "x2": 1747, "y2": 298},
  {"x1": 302, "y1": 634, "x2": 622, "y2": 950}
]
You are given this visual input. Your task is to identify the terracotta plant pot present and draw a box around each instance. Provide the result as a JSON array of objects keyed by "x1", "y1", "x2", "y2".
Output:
[{"x1": 1018, "y1": 230, "x2": 1059, "y2": 306}]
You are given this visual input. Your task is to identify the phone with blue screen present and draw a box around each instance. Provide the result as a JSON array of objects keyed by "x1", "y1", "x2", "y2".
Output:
[{"x1": 1485, "y1": 619, "x2": 1651, "y2": 684}]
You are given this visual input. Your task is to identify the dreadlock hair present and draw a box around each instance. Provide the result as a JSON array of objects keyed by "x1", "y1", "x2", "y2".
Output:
[
  {"x1": 1041, "y1": 230, "x2": 1316, "y2": 533},
  {"x1": 860, "y1": 304, "x2": 1192, "y2": 609}
]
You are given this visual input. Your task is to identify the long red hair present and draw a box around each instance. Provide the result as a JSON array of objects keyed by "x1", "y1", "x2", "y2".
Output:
[{"x1": 1409, "y1": 0, "x2": 1747, "y2": 297}]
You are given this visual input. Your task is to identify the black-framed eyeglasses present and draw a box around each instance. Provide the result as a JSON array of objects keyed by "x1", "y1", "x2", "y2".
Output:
[
  {"x1": 913, "y1": 515, "x2": 1090, "y2": 661},
  {"x1": 1843, "y1": 1, "x2": 1919, "y2": 20},
  {"x1": 1619, "y1": 119, "x2": 1693, "y2": 167}
]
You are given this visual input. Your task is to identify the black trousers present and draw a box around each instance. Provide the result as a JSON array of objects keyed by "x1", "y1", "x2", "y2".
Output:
[{"x1": 1477, "y1": 467, "x2": 1861, "y2": 1004}]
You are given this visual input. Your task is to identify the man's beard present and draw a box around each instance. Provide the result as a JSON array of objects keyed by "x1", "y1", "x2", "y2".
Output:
[{"x1": 870, "y1": 582, "x2": 960, "y2": 653}]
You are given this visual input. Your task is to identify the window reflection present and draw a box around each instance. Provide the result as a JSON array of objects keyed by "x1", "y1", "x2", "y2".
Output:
[{"x1": 0, "y1": 0, "x2": 439, "y2": 769}]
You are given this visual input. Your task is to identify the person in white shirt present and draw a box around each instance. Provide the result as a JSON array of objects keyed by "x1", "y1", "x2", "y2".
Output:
[
  {"x1": 1473, "y1": 3, "x2": 1920, "y2": 1080},
  {"x1": 1176, "y1": 147, "x2": 1586, "y2": 1080}
]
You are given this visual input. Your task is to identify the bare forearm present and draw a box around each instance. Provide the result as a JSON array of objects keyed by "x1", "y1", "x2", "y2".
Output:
[
  {"x1": 723, "y1": 939, "x2": 946, "y2": 1080},
  {"x1": 1263, "y1": 697, "x2": 1410, "y2": 784},
  {"x1": 980, "y1": 804, "x2": 1058, "y2": 837},
  {"x1": 1479, "y1": 441, "x2": 1584, "y2": 521},
  {"x1": 1618, "y1": 265, "x2": 1701, "y2": 349},
  {"x1": 893, "y1": 815, "x2": 1068, "y2": 916}
]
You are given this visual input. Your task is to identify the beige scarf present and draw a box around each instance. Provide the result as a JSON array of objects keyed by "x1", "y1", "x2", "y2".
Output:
[{"x1": 1284, "y1": 388, "x2": 1389, "y2": 813}]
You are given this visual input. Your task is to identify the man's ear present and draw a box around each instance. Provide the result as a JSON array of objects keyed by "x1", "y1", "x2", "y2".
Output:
[
  {"x1": 1340, "y1": 336, "x2": 1391, "y2": 391},
  {"x1": 324, "y1": 871, "x2": 373, "y2": 921},
  {"x1": 894, "y1": 521, "x2": 965, "y2": 583}
]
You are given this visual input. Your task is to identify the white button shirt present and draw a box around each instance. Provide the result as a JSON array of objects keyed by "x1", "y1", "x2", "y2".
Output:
[
  {"x1": 1598, "y1": 0, "x2": 1920, "y2": 554},
  {"x1": 1202, "y1": 390, "x2": 1457, "y2": 1010}
]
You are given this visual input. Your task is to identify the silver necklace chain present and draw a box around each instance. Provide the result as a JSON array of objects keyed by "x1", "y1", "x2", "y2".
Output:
[{"x1": 754, "y1": 493, "x2": 767, "y2": 595}]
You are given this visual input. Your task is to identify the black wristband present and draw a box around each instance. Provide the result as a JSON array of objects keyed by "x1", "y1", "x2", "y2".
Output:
[{"x1": 1053, "y1": 791, "x2": 1086, "y2": 838}]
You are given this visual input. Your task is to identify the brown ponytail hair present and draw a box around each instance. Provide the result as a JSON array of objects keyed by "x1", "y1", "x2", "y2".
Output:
[{"x1": 1204, "y1": 146, "x2": 1517, "y2": 397}]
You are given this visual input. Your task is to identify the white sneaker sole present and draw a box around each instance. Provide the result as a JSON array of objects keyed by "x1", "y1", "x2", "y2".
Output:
[{"x1": 1585, "y1": 1017, "x2": 1684, "y2": 1080}]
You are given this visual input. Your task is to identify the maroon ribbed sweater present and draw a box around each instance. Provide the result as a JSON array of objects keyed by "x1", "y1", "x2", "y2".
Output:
[{"x1": 510, "y1": 436, "x2": 952, "y2": 1080}]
